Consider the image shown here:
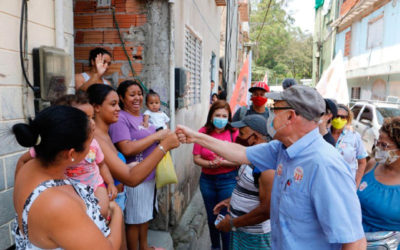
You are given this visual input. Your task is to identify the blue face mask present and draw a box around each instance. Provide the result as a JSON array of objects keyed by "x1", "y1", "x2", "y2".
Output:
[
  {"x1": 267, "y1": 112, "x2": 277, "y2": 138},
  {"x1": 267, "y1": 110, "x2": 289, "y2": 139},
  {"x1": 213, "y1": 117, "x2": 228, "y2": 129}
]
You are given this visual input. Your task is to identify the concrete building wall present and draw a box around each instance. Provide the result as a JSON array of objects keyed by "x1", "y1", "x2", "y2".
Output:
[
  {"x1": 335, "y1": 26, "x2": 350, "y2": 56},
  {"x1": 172, "y1": 0, "x2": 221, "y2": 226},
  {"x1": 334, "y1": 1, "x2": 400, "y2": 99},
  {"x1": 347, "y1": 73, "x2": 400, "y2": 100},
  {"x1": 336, "y1": 1, "x2": 400, "y2": 60},
  {"x1": 0, "y1": 1, "x2": 74, "y2": 248},
  {"x1": 312, "y1": 0, "x2": 339, "y2": 84}
]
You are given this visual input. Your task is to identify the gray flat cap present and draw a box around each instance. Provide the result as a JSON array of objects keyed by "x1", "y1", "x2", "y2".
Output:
[{"x1": 266, "y1": 85, "x2": 325, "y2": 121}]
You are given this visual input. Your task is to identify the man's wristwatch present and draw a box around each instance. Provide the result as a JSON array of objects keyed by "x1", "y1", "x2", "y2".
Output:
[{"x1": 229, "y1": 217, "x2": 236, "y2": 231}]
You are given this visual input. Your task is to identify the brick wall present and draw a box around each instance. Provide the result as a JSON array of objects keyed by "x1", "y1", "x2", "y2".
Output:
[
  {"x1": 344, "y1": 29, "x2": 352, "y2": 56},
  {"x1": 74, "y1": 0, "x2": 147, "y2": 85},
  {"x1": 340, "y1": 0, "x2": 359, "y2": 16}
]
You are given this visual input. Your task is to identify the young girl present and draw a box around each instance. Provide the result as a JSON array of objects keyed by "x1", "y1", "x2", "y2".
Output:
[
  {"x1": 15, "y1": 92, "x2": 117, "y2": 218},
  {"x1": 143, "y1": 89, "x2": 170, "y2": 130}
]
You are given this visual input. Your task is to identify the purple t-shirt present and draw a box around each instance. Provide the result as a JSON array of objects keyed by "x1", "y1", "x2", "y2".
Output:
[{"x1": 109, "y1": 110, "x2": 157, "y2": 181}]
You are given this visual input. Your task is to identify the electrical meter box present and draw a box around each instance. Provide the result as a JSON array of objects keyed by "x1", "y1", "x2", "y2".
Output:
[
  {"x1": 175, "y1": 67, "x2": 187, "y2": 109},
  {"x1": 33, "y1": 46, "x2": 72, "y2": 112}
]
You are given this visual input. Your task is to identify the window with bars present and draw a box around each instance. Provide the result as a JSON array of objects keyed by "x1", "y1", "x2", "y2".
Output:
[
  {"x1": 367, "y1": 15, "x2": 384, "y2": 49},
  {"x1": 97, "y1": 0, "x2": 111, "y2": 8},
  {"x1": 184, "y1": 27, "x2": 203, "y2": 106},
  {"x1": 351, "y1": 87, "x2": 361, "y2": 99}
]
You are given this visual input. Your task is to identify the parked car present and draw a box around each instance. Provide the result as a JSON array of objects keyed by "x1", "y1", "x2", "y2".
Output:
[{"x1": 351, "y1": 101, "x2": 400, "y2": 156}]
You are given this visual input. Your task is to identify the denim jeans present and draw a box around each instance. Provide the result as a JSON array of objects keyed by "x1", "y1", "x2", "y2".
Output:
[{"x1": 199, "y1": 171, "x2": 238, "y2": 250}]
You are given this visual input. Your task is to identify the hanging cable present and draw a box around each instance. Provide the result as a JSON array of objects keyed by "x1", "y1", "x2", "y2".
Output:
[
  {"x1": 19, "y1": 0, "x2": 39, "y2": 93},
  {"x1": 255, "y1": 0, "x2": 273, "y2": 44},
  {"x1": 111, "y1": 7, "x2": 168, "y2": 108}
]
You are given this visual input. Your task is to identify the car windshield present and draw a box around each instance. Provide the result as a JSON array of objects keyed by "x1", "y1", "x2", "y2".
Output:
[{"x1": 376, "y1": 107, "x2": 400, "y2": 125}]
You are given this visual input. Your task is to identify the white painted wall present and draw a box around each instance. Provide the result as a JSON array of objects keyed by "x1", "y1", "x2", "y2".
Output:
[
  {"x1": 335, "y1": 2, "x2": 400, "y2": 79},
  {"x1": 171, "y1": 0, "x2": 222, "y2": 219},
  {"x1": 0, "y1": 1, "x2": 73, "y2": 248}
]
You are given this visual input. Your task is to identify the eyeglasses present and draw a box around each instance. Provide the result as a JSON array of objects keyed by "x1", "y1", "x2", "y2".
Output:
[
  {"x1": 270, "y1": 106, "x2": 293, "y2": 111},
  {"x1": 336, "y1": 115, "x2": 348, "y2": 119},
  {"x1": 270, "y1": 106, "x2": 293, "y2": 114},
  {"x1": 375, "y1": 141, "x2": 396, "y2": 150}
]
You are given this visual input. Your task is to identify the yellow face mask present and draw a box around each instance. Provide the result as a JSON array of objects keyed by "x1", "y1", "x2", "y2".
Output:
[{"x1": 331, "y1": 117, "x2": 347, "y2": 130}]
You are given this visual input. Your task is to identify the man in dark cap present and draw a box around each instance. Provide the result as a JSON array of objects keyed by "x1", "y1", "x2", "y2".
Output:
[
  {"x1": 282, "y1": 78, "x2": 298, "y2": 90},
  {"x1": 213, "y1": 115, "x2": 273, "y2": 249},
  {"x1": 319, "y1": 98, "x2": 338, "y2": 146}
]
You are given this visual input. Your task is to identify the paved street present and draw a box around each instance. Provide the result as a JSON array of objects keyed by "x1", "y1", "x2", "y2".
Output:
[{"x1": 193, "y1": 221, "x2": 211, "y2": 250}]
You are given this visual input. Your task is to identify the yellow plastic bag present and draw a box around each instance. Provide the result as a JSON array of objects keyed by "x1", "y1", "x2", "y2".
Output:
[{"x1": 156, "y1": 151, "x2": 178, "y2": 189}]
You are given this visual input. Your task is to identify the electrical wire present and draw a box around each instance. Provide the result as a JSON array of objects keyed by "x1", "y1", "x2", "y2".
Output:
[
  {"x1": 19, "y1": 0, "x2": 38, "y2": 93},
  {"x1": 255, "y1": 0, "x2": 273, "y2": 44},
  {"x1": 111, "y1": 7, "x2": 169, "y2": 108}
]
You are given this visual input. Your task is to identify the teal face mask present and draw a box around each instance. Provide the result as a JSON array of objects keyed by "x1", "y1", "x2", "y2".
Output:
[
  {"x1": 267, "y1": 111, "x2": 277, "y2": 138},
  {"x1": 213, "y1": 117, "x2": 228, "y2": 129}
]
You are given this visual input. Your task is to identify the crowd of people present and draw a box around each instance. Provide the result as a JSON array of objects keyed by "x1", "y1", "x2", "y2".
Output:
[
  {"x1": 181, "y1": 78, "x2": 400, "y2": 249},
  {"x1": 10, "y1": 47, "x2": 400, "y2": 250}
]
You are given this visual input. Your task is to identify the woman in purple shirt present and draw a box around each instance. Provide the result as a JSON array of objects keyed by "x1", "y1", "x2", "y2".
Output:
[
  {"x1": 87, "y1": 84, "x2": 179, "y2": 250},
  {"x1": 109, "y1": 80, "x2": 170, "y2": 250}
]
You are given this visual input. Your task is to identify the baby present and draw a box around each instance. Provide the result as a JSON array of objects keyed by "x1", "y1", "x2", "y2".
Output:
[
  {"x1": 15, "y1": 92, "x2": 117, "y2": 219},
  {"x1": 143, "y1": 89, "x2": 170, "y2": 130}
]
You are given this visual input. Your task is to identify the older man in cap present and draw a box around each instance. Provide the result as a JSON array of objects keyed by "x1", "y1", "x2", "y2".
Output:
[
  {"x1": 232, "y1": 81, "x2": 270, "y2": 122},
  {"x1": 213, "y1": 115, "x2": 273, "y2": 249},
  {"x1": 176, "y1": 85, "x2": 366, "y2": 250}
]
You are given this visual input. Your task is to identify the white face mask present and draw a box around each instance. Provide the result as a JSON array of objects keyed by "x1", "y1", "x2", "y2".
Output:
[{"x1": 374, "y1": 147, "x2": 400, "y2": 165}]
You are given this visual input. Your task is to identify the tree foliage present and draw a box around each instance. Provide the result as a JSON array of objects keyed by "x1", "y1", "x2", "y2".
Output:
[{"x1": 250, "y1": 0, "x2": 313, "y2": 85}]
